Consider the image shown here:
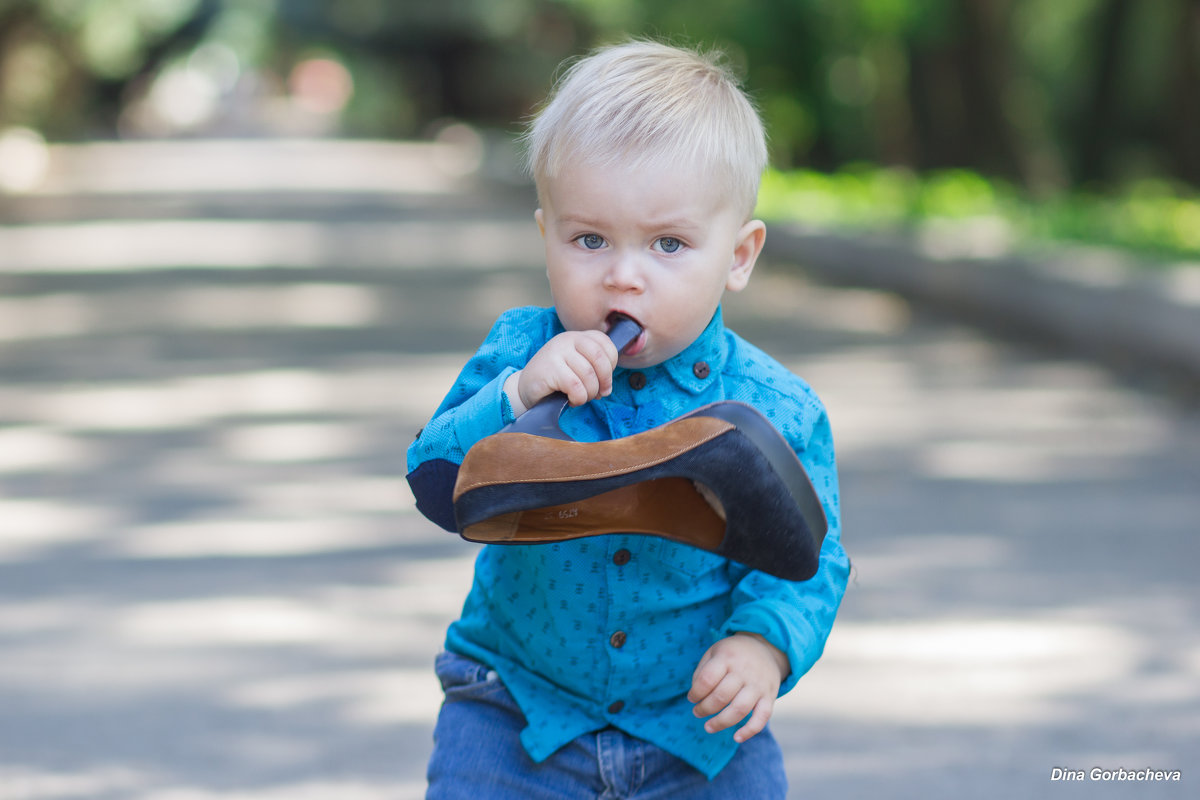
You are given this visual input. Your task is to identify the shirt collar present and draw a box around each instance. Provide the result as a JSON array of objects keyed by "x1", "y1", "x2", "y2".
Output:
[{"x1": 645, "y1": 306, "x2": 729, "y2": 395}]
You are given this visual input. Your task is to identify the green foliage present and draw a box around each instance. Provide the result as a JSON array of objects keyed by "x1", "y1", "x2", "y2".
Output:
[
  {"x1": 758, "y1": 167, "x2": 1200, "y2": 263},
  {"x1": 2, "y1": 0, "x2": 1196, "y2": 201},
  {"x1": 46, "y1": 0, "x2": 203, "y2": 79}
]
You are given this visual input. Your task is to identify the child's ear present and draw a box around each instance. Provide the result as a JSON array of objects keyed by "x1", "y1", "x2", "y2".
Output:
[
  {"x1": 534, "y1": 208, "x2": 545, "y2": 238},
  {"x1": 726, "y1": 220, "x2": 766, "y2": 292}
]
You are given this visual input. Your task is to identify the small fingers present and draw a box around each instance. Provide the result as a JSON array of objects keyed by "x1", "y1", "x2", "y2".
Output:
[
  {"x1": 699, "y1": 684, "x2": 757, "y2": 734},
  {"x1": 522, "y1": 332, "x2": 617, "y2": 407},
  {"x1": 733, "y1": 697, "x2": 774, "y2": 743},
  {"x1": 689, "y1": 636, "x2": 782, "y2": 741},
  {"x1": 575, "y1": 331, "x2": 618, "y2": 393},
  {"x1": 557, "y1": 353, "x2": 599, "y2": 406},
  {"x1": 690, "y1": 681, "x2": 735, "y2": 720},
  {"x1": 576, "y1": 328, "x2": 619, "y2": 362},
  {"x1": 563, "y1": 334, "x2": 617, "y2": 405},
  {"x1": 687, "y1": 651, "x2": 724, "y2": 707}
]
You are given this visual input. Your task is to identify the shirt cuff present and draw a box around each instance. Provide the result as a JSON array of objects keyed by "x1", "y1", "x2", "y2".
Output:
[
  {"x1": 453, "y1": 366, "x2": 519, "y2": 455},
  {"x1": 719, "y1": 604, "x2": 820, "y2": 696}
]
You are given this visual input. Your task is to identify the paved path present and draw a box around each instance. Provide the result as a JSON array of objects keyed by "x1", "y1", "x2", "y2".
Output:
[{"x1": 1, "y1": 140, "x2": 1197, "y2": 799}]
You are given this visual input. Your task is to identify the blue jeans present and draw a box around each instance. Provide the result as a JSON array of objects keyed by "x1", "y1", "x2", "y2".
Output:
[{"x1": 426, "y1": 651, "x2": 788, "y2": 800}]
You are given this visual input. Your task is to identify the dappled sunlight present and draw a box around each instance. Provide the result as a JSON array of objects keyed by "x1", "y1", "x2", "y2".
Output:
[
  {"x1": 0, "y1": 142, "x2": 540, "y2": 280},
  {"x1": 219, "y1": 421, "x2": 377, "y2": 463},
  {"x1": 239, "y1": 476, "x2": 412, "y2": 516},
  {"x1": 132, "y1": 780, "x2": 428, "y2": 800},
  {"x1": 32, "y1": 382, "x2": 241, "y2": 431},
  {"x1": 4, "y1": 363, "x2": 461, "y2": 431},
  {"x1": 917, "y1": 438, "x2": 1121, "y2": 482},
  {"x1": 0, "y1": 352, "x2": 463, "y2": 569},
  {"x1": 0, "y1": 128, "x2": 51, "y2": 193},
  {"x1": 19, "y1": 139, "x2": 480, "y2": 198},
  {"x1": 114, "y1": 517, "x2": 401, "y2": 559},
  {"x1": 0, "y1": 355, "x2": 462, "y2": 568},
  {"x1": 793, "y1": 342, "x2": 1171, "y2": 482},
  {"x1": 835, "y1": 533, "x2": 1011, "y2": 584},
  {"x1": 227, "y1": 667, "x2": 443, "y2": 725},
  {"x1": 2, "y1": 139, "x2": 1197, "y2": 797},
  {"x1": 115, "y1": 596, "x2": 397, "y2": 648},
  {"x1": 781, "y1": 617, "x2": 1144, "y2": 727},
  {"x1": 916, "y1": 216, "x2": 1016, "y2": 260},
  {"x1": 0, "y1": 219, "x2": 544, "y2": 274},
  {"x1": 0, "y1": 138, "x2": 483, "y2": 799},
  {"x1": 171, "y1": 284, "x2": 383, "y2": 331},
  {"x1": 0, "y1": 767, "x2": 427, "y2": 800},
  {"x1": 0, "y1": 499, "x2": 116, "y2": 558},
  {"x1": 1163, "y1": 266, "x2": 1200, "y2": 308},
  {"x1": 0, "y1": 766, "x2": 151, "y2": 800},
  {"x1": 0, "y1": 598, "x2": 90, "y2": 638},
  {"x1": 0, "y1": 293, "x2": 97, "y2": 342},
  {"x1": 1036, "y1": 248, "x2": 1137, "y2": 289},
  {"x1": 0, "y1": 615, "x2": 262, "y2": 697},
  {"x1": 2, "y1": 137, "x2": 541, "y2": 280},
  {"x1": 0, "y1": 426, "x2": 100, "y2": 473},
  {"x1": 741, "y1": 269, "x2": 913, "y2": 336}
]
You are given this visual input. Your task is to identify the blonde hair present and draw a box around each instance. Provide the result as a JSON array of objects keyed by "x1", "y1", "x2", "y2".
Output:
[{"x1": 523, "y1": 40, "x2": 768, "y2": 219}]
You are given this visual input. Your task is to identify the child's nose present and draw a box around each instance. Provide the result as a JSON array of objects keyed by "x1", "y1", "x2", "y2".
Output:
[{"x1": 602, "y1": 253, "x2": 645, "y2": 292}]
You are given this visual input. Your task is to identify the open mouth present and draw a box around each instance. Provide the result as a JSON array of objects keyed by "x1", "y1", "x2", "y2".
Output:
[{"x1": 606, "y1": 311, "x2": 646, "y2": 356}]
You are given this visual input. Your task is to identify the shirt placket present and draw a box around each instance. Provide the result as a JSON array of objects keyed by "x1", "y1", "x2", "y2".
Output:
[
  {"x1": 597, "y1": 370, "x2": 645, "y2": 720},
  {"x1": 590, "y1": 339, "x2": 723, "y2": 721},
  {"x1": 601, "y1": 533, "x2": 638, "y2": 718}
]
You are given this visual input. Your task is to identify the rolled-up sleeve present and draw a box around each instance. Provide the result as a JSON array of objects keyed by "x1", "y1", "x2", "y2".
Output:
[
  {"x1": 406, "y1": 307, "x2": 549, "y2": 472},
  {"x1": 407, "y1": 366, "x2": 518, "y2": 470}
]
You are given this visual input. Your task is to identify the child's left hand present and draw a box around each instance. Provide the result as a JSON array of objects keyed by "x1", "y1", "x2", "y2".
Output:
[{"x1": 688, "y1": 632, "x2": 790, "y2": 743}]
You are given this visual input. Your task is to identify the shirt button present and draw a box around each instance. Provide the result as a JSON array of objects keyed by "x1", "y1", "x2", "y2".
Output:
[
  {"x1": 608, "y1": 700, "x2": 625, "y2": 714},
  {"x1": 628, "y1": 371, "x2": 647, "y2": 390},
  {"x1": 609, "y1": 631, "x2": 627, "y2": 649},
  {"x1": 693, "y1": 361, "x2": 711, "y2": 379},
  {"x1": 613, "y1": 548, "x2": 631, "y2": 566}
]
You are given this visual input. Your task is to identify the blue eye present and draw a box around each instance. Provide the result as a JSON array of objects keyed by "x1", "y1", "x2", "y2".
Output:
[
  {"x1": 579, "y1": 234, "x2": 605, "y2": 250},
  {"x1": 657, "y1": 237, "x2": 682, "y2": 253}
]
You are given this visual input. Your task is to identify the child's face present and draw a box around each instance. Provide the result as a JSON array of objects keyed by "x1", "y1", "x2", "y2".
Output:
[{"x1": 535, "y1": 157, "x2": 764, "y2": 368}]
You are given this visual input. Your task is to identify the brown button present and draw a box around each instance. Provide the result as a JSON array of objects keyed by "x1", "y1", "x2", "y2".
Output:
[
  {"x1": 628, "y1": 372, "x2": 647, "y2": 390},
  {"x1": 609, "y1": 631, "x2": 627, "y2": 649},
  {"x1": 693, "y1": 361, "x2": 710, "y2": 379},
  {"x1": 613, "y1": 548, "x2": 631, "y2": 566},
  {"x1": 608, "y1": 700, "x2": 625, "y2": 714}
]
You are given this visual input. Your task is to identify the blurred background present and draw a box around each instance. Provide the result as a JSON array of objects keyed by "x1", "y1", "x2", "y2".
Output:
[
  {"x1": 1, "y1": 0, "x2": 1199, "y2": 255},
  {"x1": 1, "y1": 3, "x2": 1199, "y2": 799}
]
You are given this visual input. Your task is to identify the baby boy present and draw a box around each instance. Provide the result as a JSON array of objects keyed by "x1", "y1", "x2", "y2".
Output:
[{"x1": 407, "y1": 40, "x2": 849, "y2": 799}]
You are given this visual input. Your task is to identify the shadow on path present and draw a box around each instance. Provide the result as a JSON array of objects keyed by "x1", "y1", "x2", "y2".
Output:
[{"x1": 0, "y1": 140, "x2": 1197, "y2": 799}]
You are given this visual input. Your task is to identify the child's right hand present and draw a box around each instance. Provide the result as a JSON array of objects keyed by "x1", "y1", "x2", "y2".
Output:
[{"x1": 505, "y1": 330, "x2": 619, "y2": 416}]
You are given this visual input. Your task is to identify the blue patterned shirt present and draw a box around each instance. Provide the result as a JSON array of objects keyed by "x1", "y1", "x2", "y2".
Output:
[{"x1": 406, "y1": 305, "x2": 848, "y2": 778}]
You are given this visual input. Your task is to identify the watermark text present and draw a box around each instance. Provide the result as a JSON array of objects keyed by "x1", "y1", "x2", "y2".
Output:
[{"x1": 1051, "y1": 767, "x2": 1181, "y2": 782}]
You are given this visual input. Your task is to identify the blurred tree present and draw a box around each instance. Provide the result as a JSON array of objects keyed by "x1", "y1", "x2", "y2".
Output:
[
  {"x1": 0, "y1": 0, "x2": 1193, "y2": 192},
  {"x1": 1073, "y1": 0, "x2": 1134, "y2": 184},
  {"x1": 1163, "y1": 0, "x2": 1200, "y2": 186},
  {"x1": 273, "y1": 0, "x2": 590, "y2": 135},
  {"x1": 1170, "y1": 0, "x2": 1200, "y2": 185},
  {"x1": 575, "y1": 0, "x2": 1195, "y2": 192},
  {"x1": 0, "y1": 0, "x2": 216, "y2": 136}
]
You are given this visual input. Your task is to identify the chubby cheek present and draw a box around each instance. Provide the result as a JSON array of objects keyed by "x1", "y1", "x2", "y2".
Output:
[
  {"x1": 546, "y1": 272, "x2": 596, "y2": 331},
  {"x1": 557, "y1": 307, "x2": 594, "y2": 333},
  {"x1": 658, "y1": 295, "x2": 721, "y2": 350}
]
